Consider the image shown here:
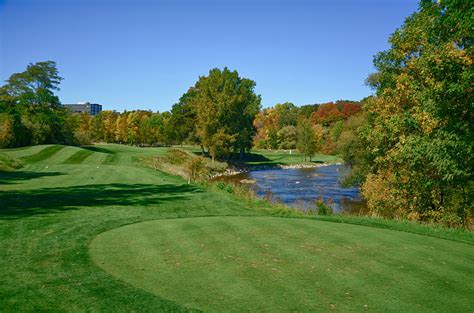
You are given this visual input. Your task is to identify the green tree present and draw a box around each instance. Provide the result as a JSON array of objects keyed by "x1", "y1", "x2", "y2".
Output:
[
  {"x1": 0, "y1": 88, "x2": 30, "y2": 147},
  {"x1": 0, "y1": 61, "x2": 73, "y2": 146},
  {"x1": 297, "y1": 104, "x2": 319, "y2": 119},
  {"x1": 274, "y1": 102, "x2": 298, "y2": 128},
  {"x1": 277, "y1": 125, "x2": 297, "y2": 150},
  {"x1": 168, "y1": 88, "x2": 198, "y2": 145},
  {"x1": 296, "y1": 118, "x2": 318, "y2": 161},
  {"x1": 140, "y1": 112, "x2": 164, "y2": 146},
  {"x1": 191, "y1": 68, "x2": 261, "y2": 159}
]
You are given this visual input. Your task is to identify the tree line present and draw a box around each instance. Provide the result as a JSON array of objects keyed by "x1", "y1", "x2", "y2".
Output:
[
  {"x1": 1, "y1": 64, "x2": 357, "y2": 162},
  {"x1": 0, "y1": 66, "x2": 262, "y2": 161}
]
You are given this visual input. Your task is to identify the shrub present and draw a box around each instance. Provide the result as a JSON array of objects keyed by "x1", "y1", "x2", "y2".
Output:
[
  {"x1": 165, "y1": 149, "x2": 189, "y2": 164},
  {"x1": 316, "y1": 197, "x2": 333, "y2": 216}
]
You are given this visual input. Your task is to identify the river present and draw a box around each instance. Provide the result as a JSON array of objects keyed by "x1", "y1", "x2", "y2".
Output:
[{"x1": 219, "y1": 164, "x2": 366, "y2": 214}]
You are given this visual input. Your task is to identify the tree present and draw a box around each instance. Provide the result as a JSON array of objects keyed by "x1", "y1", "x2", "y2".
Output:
[
  {"x1": 140, "y1": 112, "x2": 164, "y2": 146},
  {"x1": 208, "y1": 129, "x2": 236, "y2": 162},
  {"x1": 168, "y1": 88, "x2": 198, "y2": 145},
  {"x1": 297, "y1": 104, "x2": 319, "y2": 119},
  {"x1": 185, "y1": 157, "x2": 207, "y2": 184},
  {"x1": 0, "y1": 61, "x2": 74, "y2": 146},
  {"x1": 359, "y1": 0, "x2": 473, "y2": 226},
  {"x1": 4, "y1": 61, "x2": 62, "y2": 98},
  {"x1": 74, "y1": 113, "x2": 93, "y2": 145},
  {"x1": 0, "y1": 87, "x2": 30, "y2": 147},
  {"x1": 253, "y1": 107, "x2": 280, "y2": 149},
  {"x1": 296, "y1": 118, "x2": 318, "y2": 161},
  {"x1": 310, "y1": 102, "x2": 344, "y2": 126},
  {"x1": 274, "y1": 102, "x2": 298, "y2": 128},
  {"x1": 191, "y1": 68, "x2": 261, "y2": 159},
  {"x1": 102, "y1": 111, "x2": 118, "y2": 143},
  {"x1": 277, "y1": 125, "x2": 297, "y2": 150},
  {"x1": 115, "y1": 114, "x2": 128, "y2": 143}
]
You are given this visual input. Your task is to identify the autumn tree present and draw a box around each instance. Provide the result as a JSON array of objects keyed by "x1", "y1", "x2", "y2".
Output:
[
  {"x1": 360, "y1": 0, "x2": 473, "y2": 226},
  {"x1": 297, "y1": 104, "x2": 319, "y2": 119},
  {"x1": 115, "y1": 113, "x2": 128, "y2": 143},
  {"x1": 310, "y1": 102, "x2": 344, "y2": 126},
  {"x1": 253, "y1": 107, "x2": 281, "y2": 149}
]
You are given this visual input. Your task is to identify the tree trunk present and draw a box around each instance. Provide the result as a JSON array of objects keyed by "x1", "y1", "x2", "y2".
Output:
[{"x1": 239, "y1": 146, "x2": 244, "y2": 160}]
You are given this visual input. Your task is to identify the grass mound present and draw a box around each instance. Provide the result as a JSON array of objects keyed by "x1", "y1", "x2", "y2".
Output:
[
  {"x1": 21, "y1": 145, "x2": 66, "y2": 163},
  {"x1": 0, "y1": 152, "x2": 23, "y2": 171},
  {"x1": 141, "y1": 148, "x2": 227, "y2": 181},
  {"x1": 90, "y1": 216, "x2": 474, "y2": 312},
  {"x1": 62, "y1": 149, "x2": 94, "y2": 164}
]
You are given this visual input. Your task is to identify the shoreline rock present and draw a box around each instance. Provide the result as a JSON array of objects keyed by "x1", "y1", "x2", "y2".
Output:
[{"x1": 210, "y1": 162, "x2": 342, "y2": 179}]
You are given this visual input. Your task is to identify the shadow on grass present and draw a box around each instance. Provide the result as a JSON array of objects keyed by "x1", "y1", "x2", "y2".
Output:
[
  {"x1": 0, "y1": 171, "x2": 64, "y2": 185},
  {"x1": 241, "y1": 153, "x2": 272, "y2": 163},
  {"x1": 81, "y1": 146, "x2": 117, "y2": 154},
  {"x1": 0, "y1": 183, "x2": 200, "y2": 219}
]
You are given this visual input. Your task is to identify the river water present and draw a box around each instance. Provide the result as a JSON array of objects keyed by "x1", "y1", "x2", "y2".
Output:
[{"x1": 220, "y1": 164, "x2": 365, "y2": 214}]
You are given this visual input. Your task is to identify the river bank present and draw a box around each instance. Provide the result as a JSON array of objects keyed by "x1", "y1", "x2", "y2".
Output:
[
  {"x1": 213, "y1": 163, "x2": 364, "y2": 214},
  {"x1": 210, "y1": 160, "x2": 343, "y2": 179}
]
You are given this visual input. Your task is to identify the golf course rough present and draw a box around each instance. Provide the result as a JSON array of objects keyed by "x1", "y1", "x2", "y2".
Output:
[{"x1": 90, "y1": 216, "x2": 474, "y2": 312}]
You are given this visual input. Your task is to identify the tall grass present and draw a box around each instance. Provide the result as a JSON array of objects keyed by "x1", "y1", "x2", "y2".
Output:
[{"x1": 140, "y1": 148, "x2": 227, "y2": 182}]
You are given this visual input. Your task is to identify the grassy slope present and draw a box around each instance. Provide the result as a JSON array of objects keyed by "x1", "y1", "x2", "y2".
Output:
[{"x1": 0, "y1": 144, "x2": 473, "y2": 311}]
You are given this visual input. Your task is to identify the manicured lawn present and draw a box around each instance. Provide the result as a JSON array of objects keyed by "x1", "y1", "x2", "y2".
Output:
[
  {"x1": 1, "y1": 144, "x2": 473, "y2": 311},
  {"x1": 244, "y1": 149, "x2": 340, "y2": 166},
  {"x1": 91, "y1": 216, "x2": 474, "y2": 312}
]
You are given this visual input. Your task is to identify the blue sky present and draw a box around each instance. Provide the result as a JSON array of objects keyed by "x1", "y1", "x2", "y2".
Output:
[{"x1": 0, "y1": 0, "x2": 418, "y2": 112}]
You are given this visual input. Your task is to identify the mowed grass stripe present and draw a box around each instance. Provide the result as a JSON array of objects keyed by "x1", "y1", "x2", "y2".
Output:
[
  {"x1": 42, "y1": 146, "x2": 81, "y2": 164},
  {"x1": 81, "y1": 150, "x2": 108, "y2": 165},
  {"x1": 102, "y1": 153, "x2": 119, "y2": 165},
  {"x1": 63, "y1": 150, "x2": 95, "y2": 164},
  {"x1": 205, "y1": 217, "x2": 334, "y2": 308},
  {"x1": 128, "y1": 218, "x2": 270, "y2": 309},
  {"x1": 199, "y1": 218, "x2": 295, "y2": 307},
  {"x1": 1, "y1": 145, "x2": 45, "y2": 158},
  {"x1": 21, "y1": 145, "x2": 65, "y2": 163}
]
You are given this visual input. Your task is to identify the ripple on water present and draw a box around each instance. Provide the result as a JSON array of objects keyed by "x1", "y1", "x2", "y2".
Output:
[{"x1": 222, "y1": 164, "x2": 365, "y2": 214}]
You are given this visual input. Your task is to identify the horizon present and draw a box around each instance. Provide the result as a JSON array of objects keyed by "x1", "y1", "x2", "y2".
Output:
[{"x1": 1, "y1": 0, "x2": 418, "y2": 112}]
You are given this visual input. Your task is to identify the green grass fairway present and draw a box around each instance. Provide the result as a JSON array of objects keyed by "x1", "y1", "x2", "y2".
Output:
[
  {"x1": 90, "y1": 216, "x2": 474, "y2": 312},
  {"x1": 1, "y1": 144, "x2": 473, "y2": 311},
  {"x1": 179, "y1": 145, "x2": 340, "y2": 166},
  {"x1": 245, "y1": 149, "x2": 340, "y2": 166}
]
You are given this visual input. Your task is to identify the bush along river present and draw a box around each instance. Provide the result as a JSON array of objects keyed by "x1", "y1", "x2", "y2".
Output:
[{"x1": 218, "y1": 164, "x2": 366, "y2": 214}]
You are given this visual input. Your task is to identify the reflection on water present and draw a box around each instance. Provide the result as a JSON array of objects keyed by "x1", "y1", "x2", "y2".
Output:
[{"x1": 220, "y1": 164, "x2": 366, "y2": 214}]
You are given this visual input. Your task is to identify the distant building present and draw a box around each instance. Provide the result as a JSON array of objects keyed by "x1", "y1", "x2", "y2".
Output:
[{"x1": 63, "y1": 102, "x2": 103, "y2": 116}]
